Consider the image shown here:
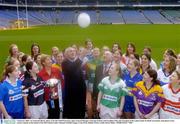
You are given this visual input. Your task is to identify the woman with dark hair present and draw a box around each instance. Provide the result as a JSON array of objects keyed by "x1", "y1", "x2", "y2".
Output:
[
  {"x1": 132, "y1": 69, "x2": 164, "y2": 119},
  {"x1": 160, "y1": 70, "x2": 180, "y2": 119},
  {"x1": 31, "y1": 43, "x2": 40, "y2": 60},
  {"x1": 140, "y1": 54, "x2": 152, "y2": 74},
  {"x1": 34, "y1": 53, "x2": 42, "y2": 71},
  {"x1": 23, "y1": 61, "x2": 48, "y2": 119},
  {"x1": 20, "y1": 54, "x2": 32, "y2": 74},
  {"x1": 112, "y1": 42, "x2": 121, "y2": 53},
  {"x1": 0, "y1": 65, "x2": 24, "y2": 119},
  {"x1": 157, "y1": 56, "x2": 176, "y2": 86},
  {"x1": 123, "y1": 43, "x2": 136, "y2": 65},
  {"x1": 143, "y1": 46, "x2": 157, "y2": 71}
]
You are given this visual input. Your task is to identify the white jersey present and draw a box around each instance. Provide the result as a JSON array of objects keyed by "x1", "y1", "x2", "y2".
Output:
[
  {"x1": 157, "y1": 69, "x2": 170, "y2": 85},
  {"x1": 159, "y1": 84, "x2": 180, "y2": 119},
  {"x1": 150, "y1": 59, "x2": 158, "y2": 71}
]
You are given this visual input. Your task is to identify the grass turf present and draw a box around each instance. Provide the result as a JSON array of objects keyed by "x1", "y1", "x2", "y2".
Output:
[{"x1": 0, "y1": 24, "x2": 180, "y2": 76}]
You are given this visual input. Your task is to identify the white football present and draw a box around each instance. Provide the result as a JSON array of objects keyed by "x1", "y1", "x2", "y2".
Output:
[{"x1": 77, "y1": 13, "x2": 90, "y2": 28}]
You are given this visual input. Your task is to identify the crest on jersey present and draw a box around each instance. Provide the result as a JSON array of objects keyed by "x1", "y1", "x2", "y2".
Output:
[{"x1": 8, "y1": 90, "x2": 14, "y2": 95}]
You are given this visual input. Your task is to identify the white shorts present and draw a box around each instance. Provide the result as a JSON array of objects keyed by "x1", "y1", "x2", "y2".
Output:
[
  {"x1": 99, "y1": 104, "x2": 120, "y2": 119},
  {"x1": 135, "y1": 111, "x2": 159, "y2": 119},
  {"x1": 29, "y1": 102, "x2": 48, "y2": 119}
]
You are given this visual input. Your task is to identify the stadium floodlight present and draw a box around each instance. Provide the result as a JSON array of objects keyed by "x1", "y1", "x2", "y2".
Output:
[
  {"x1": 16, "y1": 0, "x2": 20, "y2": 29},
  {"x1": 25, "y1": 0, "x2": 29, "y2": 27}
]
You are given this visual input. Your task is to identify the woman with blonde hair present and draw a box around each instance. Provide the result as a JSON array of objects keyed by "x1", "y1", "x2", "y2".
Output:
[{"x1": 157, "y1": 56, "x2": 176, "y2": 86}]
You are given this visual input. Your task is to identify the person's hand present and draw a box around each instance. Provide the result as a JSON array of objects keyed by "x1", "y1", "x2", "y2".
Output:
[
  {"x1": 138, "y1": 112, "x2": 145, "y2": 119},
  {"x1": 25, "y1": 110, "x2": 31, "y2": 119},
  {"x1": 96, "y1": 104, "x2": 100, "y2": 112},
  {"x1": 117, "y1": 110, "x2": 123, "y2": 117},
  {"x1": 5, "y1": 114, "x2": 12, "y2": 119},
  {"x1": 144, "y1": 114, "x2": 150, "y2": 119}
]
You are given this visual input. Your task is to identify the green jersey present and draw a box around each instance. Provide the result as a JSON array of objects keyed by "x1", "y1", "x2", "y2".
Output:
[
  {"x1": 98, "y1": 76, "x2": 127, "y2": 108},
  {"x1": 86, "y1": 58, "x2": 102, "y2": 84}
]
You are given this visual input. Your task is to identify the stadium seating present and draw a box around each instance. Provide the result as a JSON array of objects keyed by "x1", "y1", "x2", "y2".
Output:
[
  {"x1": 99, "y1": 10, "x2": 124, "y2": 24},
  {"x1": 161, "y1": 10, "x2": 180, "y2": 24},
  {"x1": 143, "y1": 10, "x2": 172, "y2": 24},
  {"x1": 1, "y1": 9, "x2": 180, "y2": 26},
  {"x1": 121, "y1": 10, "x2": 150, "y2": 24}
]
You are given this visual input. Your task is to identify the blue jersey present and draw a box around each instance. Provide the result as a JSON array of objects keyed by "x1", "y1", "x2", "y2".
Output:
[
  {"x1": 122, "y1": 71, "x2": 143, "y2": 113},
  {"x1": 0, "y1": 79, "x2": 24, "y2": 119}
]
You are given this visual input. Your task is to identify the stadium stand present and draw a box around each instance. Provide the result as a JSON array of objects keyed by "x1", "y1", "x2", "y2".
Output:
[
  {"x1": 0, "y1": 0, "x2": 180, "y2": 27},
  {"x1": 143, "y1": 10, "x2": 172, "y2": 24},
  {"x1": 120, "y1": 10, "x2": 150, "y2": 24}
]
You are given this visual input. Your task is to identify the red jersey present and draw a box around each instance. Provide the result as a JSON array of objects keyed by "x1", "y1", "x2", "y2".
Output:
[{"x1": 38, "y1": 66, "x2": 64, "y2": 101}]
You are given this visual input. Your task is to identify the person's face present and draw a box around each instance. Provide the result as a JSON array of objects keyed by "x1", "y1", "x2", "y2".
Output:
[
  {"x1": 9, "y1": 67, "x2": 19, "y2": 79},
  {"x1": 79, "y1": 48, "x2": 87, "y2": 57},
  {"x1": 44, "y1": 57, "x2": 52, "y2": 67},
  {"x1": 36, "y1": 55, "x2": 41, "y2": 64},
  {"x1": 27, "y1": 56, "x2": 32, "y2": 63},
  {"x1": 86, "y1": 41, "x2": 93, "y2": 50},
  {"x1": 30, "y1": 62, "x2": 39, "y2": 74},
  {"x1": 141, "y1": 55, "x2": 149, "y2": 66},
  {"x1": 113, "y1": 44, "x2": 119, "y2": 52},
  {"x1": 127, "y1": 60, "x2": 136, "y2": 72},
  {"x1": 169, "y1": 72, "x2": 179, "y2": 83},
  {"x1": 18, "y1": 54, "x2": 24, "y2": 64},
  {"x1": 143, "y1": 72, "x2": 152, "y2": 83},
  {"x1": 12, "y1": 46, "x2": 19, "y2": 56},
  {"x1": 93, "y1": 49, "x2": 100, "y2": 58},
  {"x1": 108, "y1": 64, "x2": 118, "y2": 76},
  {"x1": 143, "y1": 48, "x2": 150, "y2": 55},
  {"x1": 163, "y1": 51, "x2": 169, "y2": 60},
  {"x1": 52, "y1": 47, "x2": 59, "y2": 56},
  {"x1": 33, "y1": 46, "x2": 39, "y2": 55},
  {"x1": 127, "y1": 45, "x2": 134, "y2": 54},
  {"x1": 68, "y1": 48, "x2": 76, "y2": 60},
  {"x1": 103, "y1": 51, "x2": 112, "y2": 63},
  {"x1": 164, "y1": 57, "x2": 170, "y2": 70},
  {"x1": 14, "y1": 60, "x2": 20, "y2": 69},
  {"x1": 113, "y1": 51, "x2": 121, "y2": 62},
  {"x1": 56, "y1": 53, "x2": 63, "y2": 64}
]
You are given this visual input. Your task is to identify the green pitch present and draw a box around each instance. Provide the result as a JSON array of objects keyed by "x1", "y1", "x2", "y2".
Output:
[{"x1": 0, "y1": 24, "x2": 180, "y2": 75}]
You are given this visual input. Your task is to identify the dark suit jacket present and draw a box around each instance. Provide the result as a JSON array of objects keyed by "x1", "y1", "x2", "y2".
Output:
[{"x1": 93, "y1": 63, "x2": 110, "y2": 100}]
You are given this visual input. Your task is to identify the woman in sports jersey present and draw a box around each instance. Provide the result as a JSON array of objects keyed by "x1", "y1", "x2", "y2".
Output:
[
  {"x1": 97, "y1": 63, "x2": 127, "y2": 119},
  {"x1": 160, "y1": 70, "x2": 180, "y2": 119},
  {"x1": 0, "y1": 65, "x2": 24, "y2": 119},
  {"x1": 132, "y1": 69, "x2": 164, "y2": 119},
  {"x1": 38, "y1": 54, "x2": 64, "y2": 119},
  {"x1": 157, "y1": 56, "x2": 176, "y2": 86},
  {"x1": 23, "y1": 61, "x2": 48, "y2": 119},
  {"x1": 122, "y1": 59, "x2": 143, "y2": 119}
]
